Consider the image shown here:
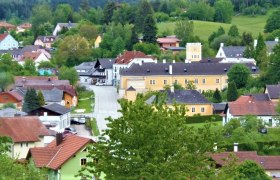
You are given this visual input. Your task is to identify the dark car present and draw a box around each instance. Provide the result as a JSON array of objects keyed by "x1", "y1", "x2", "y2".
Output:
[
  {"x1": 64, "y1": 127, "x2": 77, "y2": 134},
  {"x1": 70, "y1": 118, "x2": 86, "y2": 125},
  {"x1": 258, "y1": 128, "x2": 268, "y2": 134}
]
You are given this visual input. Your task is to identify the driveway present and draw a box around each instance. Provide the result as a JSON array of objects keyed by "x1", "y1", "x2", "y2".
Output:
[{"x1": 87, "y1": 85, "x2": 121, "y2": 135}]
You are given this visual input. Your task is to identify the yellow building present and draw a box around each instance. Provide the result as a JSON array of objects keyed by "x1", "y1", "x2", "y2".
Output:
[
  {"x1": 186, "y1": 43, "x2": 202, "y2": 62},
  {"x1": 119, "y1": 61, "x2": 258, "y2": 99},
  {"x1": 94, "y1": 35, "x2": 102, "y2": 48},
  {"x1": 146, "y1": 88, "x2": 213, "y2": 116}
]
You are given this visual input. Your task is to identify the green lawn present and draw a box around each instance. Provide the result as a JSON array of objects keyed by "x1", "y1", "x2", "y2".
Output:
[
  {"x1": 73, "y1": 90, "x2": 94, "y2": 113},
  {"x1": 157, "y1": 14, "x2": 270, "y2": 41}
]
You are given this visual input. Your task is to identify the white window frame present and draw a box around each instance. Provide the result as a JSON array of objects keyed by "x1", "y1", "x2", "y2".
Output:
[
  {"x1": 191, "y1": 107, "x2": 195, "y2": 112},
  {"x1": 216, "y1": 79, "x2": 220, "y2": 84},
  {"x1": 201, "y1": 107, "x2": 205, "y2": 113}
]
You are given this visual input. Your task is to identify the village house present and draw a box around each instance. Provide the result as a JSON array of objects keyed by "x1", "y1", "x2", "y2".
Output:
[
  {"x1": 34, "y1": 35, "x2": 57, "y2": 49},
  {"x1": 145, "y1": 88, "x2": 213, "y2": 116},
  {"x1": 52, "y1": 22, "x2": 77, "y2": 36},
  {"x1": 19, "y1": 51, "x2": 49, "y2": 67},
  {"x1": 0, "y1": 116, "x2": 54, "y2": 159},
  {"x1": 0, "y1": 108, "x2": 27, "y2": 117},
  {"x1": 265, "y1": 84, "x2": 280, "y2": 105},
  {"x1": 0, "y1": 21, "x2": 16, "y2": 31},
  {"x1": 223, "y1": 94, "x2": 277, "y2": 126},
  {"x1": 16, "y1": 23, "x2": 32, "y2": 33},
  {"x1": 0, "y1": 33, "x2": 19, "y2": 50},
  {"x1": 119, "y1": 61, "x2": 258, "y2": 99},
  {"x1": 27, "y1": 134, "x2": 96, "y2": 180},
  {"x1": 0, "y1": 91, "x2": 23, "y2": 110},
  {"x1": 113, "y1": 51, "x2": 155, "y2": 85},
  {"x1": 29, "y1": 103, "x2": 71, "y2": 132},
  {"x1": 212, "y1": 144, "x2": 280, "y2": 178},
  {"x1": 185, "y1": 43, "x2": 202, "y2": 62},
  {"x1": 14, "y1": 76, "x2": 77, "y2": 108},
  {"x1": 94, "y1": 35, "x2": 102, "y2": 48}
]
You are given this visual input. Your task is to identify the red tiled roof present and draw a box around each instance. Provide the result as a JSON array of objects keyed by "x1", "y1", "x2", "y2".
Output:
[
  {"x1": 29, "y1": 135, "x2": 93, "y2": 170},
  {"x1": 0, "y1": 116, "x2": 50, "y2": 142},
  {"x1": 228, "y1": 95, "x2": 277, "y2": 116},
  {"x1": 157, "y1": 37, "x2": 180, "y2": 44},
  {"x1": 0, "y1": 33, "x2": 8, "y2": 41},
  {"x1": 19, "y1": 23, "x2": 32, "y2": 29},
  {"x1": 22, "y1": 52, "x2": 41, "y2": 60},
  {"x1": 0, "y1": 91, "x2": 23, "y2": 102},
  {"x1": 212, "y1": 151, "x2": 280, "y2": 170},
  {"x1": 0, "y1": 22, "x2": 16, "y2": 29},
  {"x1": 115, "y1": 51, "x2": 154, "y2": 64}
]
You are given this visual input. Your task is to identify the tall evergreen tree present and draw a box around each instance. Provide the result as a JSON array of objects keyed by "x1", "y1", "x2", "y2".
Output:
[
  {"x1": 228, "y1": 25, "x2": 239, "y2": 37},
  {"x1": 37, "y1": 90, "x2": 45, "y2": 106},
  {"x1": 103, "y1": 1, "x2": 116, "y2": 24},
  {"x1": 227, "y1": 81, "x2": 238, "y2": 102},
  {"x1": 127, "y1": 26, "x2": 139, "y2": 50},
  {"x1": 142, "y1": 14, "x2": 157, "y2": 44},
  {"x1": 22, "y1": 88, "x2": 40, "y2": 113},
  {"x1": 254, "y1": 33, "x2": 267, "y2": 67},
  {"x1": 135, "y1": 0, "x2": 153, "y2": 33},
  {"x1": 213, "y1": 88, "x2": 222, "y2": 103}
]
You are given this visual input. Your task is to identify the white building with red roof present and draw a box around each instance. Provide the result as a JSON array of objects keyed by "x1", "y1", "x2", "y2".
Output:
[
  {"x1": 0, "y1": 116, "x2": 54, "y2": 159},
  {"x1": 224, "y1": 94, "x2": 277, "y2": 126},
  {"x1": 0, "y1": 33, "x2": 19, "y2": 50},
  {"x1": 113, "y1": 50, "x2": 155, "y2": 85}
]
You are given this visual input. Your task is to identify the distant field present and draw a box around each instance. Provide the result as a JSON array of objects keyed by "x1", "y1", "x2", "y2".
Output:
[{"x1": 157, "y1": 14, "x2": 269, "y2": 41}]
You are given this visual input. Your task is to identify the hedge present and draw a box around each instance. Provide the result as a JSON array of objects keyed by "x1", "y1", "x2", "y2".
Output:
[{"x1": 185, "y1": 115, "x2": 222, "y2": 124}]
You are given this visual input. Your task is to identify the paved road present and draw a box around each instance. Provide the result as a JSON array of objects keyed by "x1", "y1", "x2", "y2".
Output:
[{"x1": 87, "y1": 85, "x2": 121, "y2": 135}]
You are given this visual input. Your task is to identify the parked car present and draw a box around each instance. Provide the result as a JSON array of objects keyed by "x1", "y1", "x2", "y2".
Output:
[
  {"x1": 71, "y1": 117, "x2": 86, "y2": 125},
  {"x1": 258, "y1": 128, "x2": 268, "y2": 134},
  {"x1": 64, "y1": 127, "x2": 77, "y2": 134}
]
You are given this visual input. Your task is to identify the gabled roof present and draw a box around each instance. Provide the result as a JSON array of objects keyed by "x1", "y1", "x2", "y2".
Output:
[
  {"x1": 115, "y1": 51, "x2": 154, "y2": 64},
  {"x1": 20, "y1": 45, "x2": 43, "y2": 54},
  {"x1": 22, "y1": 51, "x2": 42, "y2": 60},
  {"x1": 42, "y1": 103, "x2": 71, "y2": 115},
  {"x1": 96, "y1": 58, "x2": 115, "y2": 69},
  {"x1": 213, "y1": 103, "x2": 227, "y2": 111},
  {"x1": 0, "y1": 91, "x2": 23, "y2": 102},
  {"x1": 163, "y1": 90, "x2": 211, "y2": 104},
  {"x1": 0, "y1": 22, "x2": 16, "y2": 29},
  {"x1": 0, "y1": 108, "x2": 27, "y2": 117},
  {"x1": 228, "y1": 95, "x2": 277, "y2": 116},
  {"x1": 28, "y1": 135, "x2": 93, "y2": 170},
  {"x1": 0, "y1": 116, "x2": 50, "y2": 142},
  {"x1": 212, "y1": 151, "x2": 280, "y2": 170},
  {"x1": 266, "y1": 84, "x2": 280, "y2": 99},
  {"x1": 157, "y1": 37, "x2": 180, "y2": 44},
  {"x1": 265, "y1": 41, "x2": 278, "y2": 52},
  {"x1": 57, "y1": 22, "x2": 77, "y2": 29},
  {"x1": 0, "y1": 33, "x2": 8, "y2": 41},
  {"x1": 222, "y1": 46, "x2": 245, "y2": 58},
  {"x1": 36, "y1": 36, "x2": 57, "y2": 43},
  {"x1": 127, "y1": 86, "x2": 136, "y2": 91},
  {"x1": 75, "y1": 61, "x2": 96, "y2": 70},
  {"x1": 120, "y1": 62, "x2": 258, "y2": 76}
]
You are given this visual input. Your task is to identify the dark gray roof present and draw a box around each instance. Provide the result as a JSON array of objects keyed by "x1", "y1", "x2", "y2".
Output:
[
  {"x1": 120, "y1": 62, "x2": 258, "y2": 76},
  {"x1": 20, "y1": 45, "x2": 43, "y2": 54},
  {"x1": 222, "y1": 46, "x2": 245, "y2": 58},
  {"x1": 265, "y1": 41, "x2": 278, "y2": 52},
  {"x1": 199, "y1": 58, "x2": 223, "y2": 63},
  {"x1": 213, "y1": 103, "x2": 227, "y2": 111},
  {"x1": 147, "y1": 90, "x2": 211, "y2": 104},
  {"x1": 75, "y1": 62, "x2": 96, "y2": 70},
  {"x1": 127, "y1": 86, "x2": 136, "y2": 91},
  {"x1": 43, "y1": 103, "x2": 71, "y2": 115},
  {"x1": 166, "y1": 47, "x2": 185, "y2": 51},
  {"x1": 97, "y1": 58, "x2": 114, "y2": 69},
  {"x1": 244, "y1": 93, "x2": 270, "y2": 101},
  {"x1": 0, "y1": 108, "x2": 27, "y2": 117},
  {"x1": 266, "y1": 85, "x2": 280, "y2": 99},
  {"x1": 0, "y1": 49, "x2": 22, "y2": 55},
  {"x1": 58, "y1": 22, "x2": 77, "y2": 28}
]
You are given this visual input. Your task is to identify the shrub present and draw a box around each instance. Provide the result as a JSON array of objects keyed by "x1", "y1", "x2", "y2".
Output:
[{"x1": 185, "y1": 115, "x2": 222, "y2": 124}]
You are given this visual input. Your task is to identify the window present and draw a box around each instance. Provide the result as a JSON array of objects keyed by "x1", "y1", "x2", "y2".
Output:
[
  {"x1": 174, "y1": 80, "x2": 178, "y2": 84},
  {"x1": 194, "y1": 79, "x2": 198, "y2": 84},
  {"x1": 201, "y1": 107, "x2": 205, "y2": 113},
  {"x1": 150, "y1": 80, "x2": 155, "y2": 85},
  {"x1": 81, "y1": 158, "x2": 87, "y2": 166},
  {"x1": 185, "y1": 79, "x2": 188, "y2": 84},
  {"x1": 216, "y1": 79, "x2": 220, "y2": 83},
  {"x1": 163, "y1": 80, "x2": 167, "y2": 85},
  {"x1": 202, "y1": 79, "x2": 206, "y2": 84},
  {"x1": 20, "y1": 143, "x2": 23, "y2": 147},
  {"x1": 26, "y1": 143, "x2": 28, "y2": 147},
  {"x1": 191, "y1": 107, "x2": 195, "y2": 112}
]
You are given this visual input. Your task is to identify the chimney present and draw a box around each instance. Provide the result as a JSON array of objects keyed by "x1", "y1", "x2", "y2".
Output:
[
  {"x1": 233, "y1": 143, "x2": 238, "y2": 152},
  {"x1": 22, "y1": 77, "x2": 26, "y2": 82},
  {"x1": 220, "y1": 43, "x2": 224, "y2": 47},
  {"x1": 163, "y1": 59, "x2": 166, "y2": 63},
  {"x1": 56, "y1": 133, "x2": 63, "y2": 146},
  {"x1": 254, "y1": 39, "x2": 258, "y2": 48},
  {"x1": 155, "y1": 59, "x2": 157, "y2": 63},
  {"x1": 172, "y1": 60, "x2": 175, "y2": 63},
  {"x1": 170, "y1": 85, "x2": 174, "y2": 93},
  {"x1": 48, "y1": 77, "x2": 51, "y2": 81},
  {"x1": 213, "y1": 143, "x2": 217, "y2": 152},
  {"x1": 169, "y1": 64, "x2": 172, "y2": 75},
  {"x1": 275, "y1": 37, "x2": 279, "y2": 42}
]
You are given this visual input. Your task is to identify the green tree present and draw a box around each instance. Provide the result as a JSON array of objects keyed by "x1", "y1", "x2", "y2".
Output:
[
  {"x1": 133, "y1": 43, "x2": 160, "y2": 55},
  {"x1": 227, "y1": 64, "x2": 251, "y2": 89},
  {"x1": 58, "y1": 67, "x2": 79, "y2": 86},
  {"x1": 23, "y1": 59, "x2": 37, "y2": 76},
  {"x1": 2, "y1": 103, "x2": 16, "y2": 109},
  {"x1": 142, "y1": 14, "x2": 157, "y2": 44},
  {"x1": 265, "y1": 44, "x2": 280, "y2": 84},
  {"x1": 135, "y1": 0, "x2": 153, "y2": 33},
  {"x1": 103, "y1": 1, "x2": 116, "y2": 24},
  {"x1": 187, "y1": 2, "x2": 214, "y2": 21},
  {"x1": 227, "y1": 81, "x2": 238, "y2": 102},
  {"x1": 236, "y1": 160, "x2": 270, "y2": 179},
  {"x1": 55, "y1": 35, "x2": 91, "y2": 66},
  {"x1": 79, "y1": 98, "x2": 218, "y2": 179},
  {"x1": 53, "y1": 4, "x2": 74, "y2": 25},
  {"x1": 265, "y1": 8, "x2": 280, "y2": 33},
  {"x1": 127, "y1": 25, "x2": 139, "y2": 50},
  {"x1": 185, "y1": 80, "x2": 197, "y2": 90},
  {"x1": 111, "y1": 37, "x2": 125, "y2": 57},
  {"x1": 174, "y1": 20, "x2": 194, "y2": 46},
  {"x1": 38, "y1": 61, "x2": 55, "y2": 69},
  {"x1": 214, "y1": 0, "x2": 234, "y2": 23},
  {"x1": 0, "y1": 72, "x2": 14, "y2": 92},
  {"x1": 228, "y1": 25, "x2": 239, "y2": 37},
  {"x1": 241, "y1": 32, "x2": 253, "y2": 46},
  {"x1": 254, "y1": 33, "x2": 267, "y2": 67},
  {"x1": 22, "y1": 88, "x2": 40, "y2": 113},
  {"x1": 37, "y1": 90, "x2": 45, "y2": 106},
  {"x1": 213, "y1": 88, "x2": 222, "y2": 103},
  {"x1": 78, "y1": 23, "x2": 98, "y2": 42}
]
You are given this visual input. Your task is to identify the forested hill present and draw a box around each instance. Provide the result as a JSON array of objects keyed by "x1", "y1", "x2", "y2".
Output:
[{"x1": 0, "y1": 0, "x2": 139, "y2": 20}]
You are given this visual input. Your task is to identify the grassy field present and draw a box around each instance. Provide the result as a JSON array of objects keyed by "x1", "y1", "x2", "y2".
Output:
[
  {"x1": 73, "y1": 90, "x2": 94, "y2": 113},
  {"x1": 157, "y1": 14, "x2": 270, "y2": 41}
]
